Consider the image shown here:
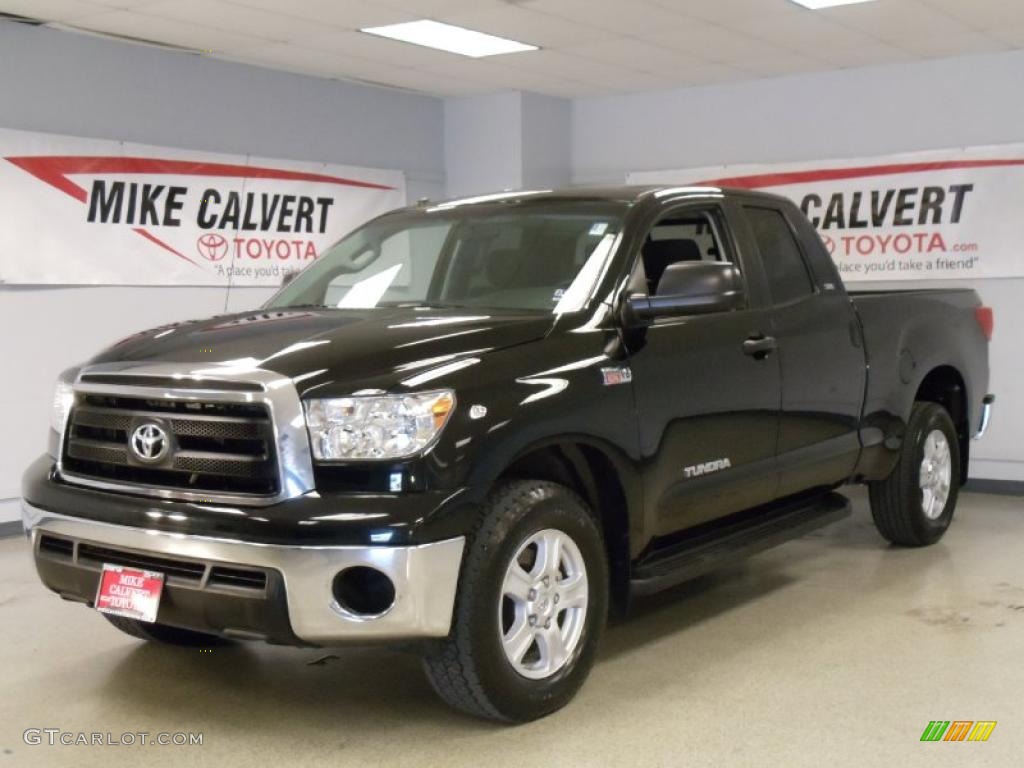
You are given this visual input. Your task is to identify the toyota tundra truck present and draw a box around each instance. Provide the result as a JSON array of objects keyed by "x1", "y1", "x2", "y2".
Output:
[{"x1": 22, "y1": 186, "x2": 994, "y2": 722}]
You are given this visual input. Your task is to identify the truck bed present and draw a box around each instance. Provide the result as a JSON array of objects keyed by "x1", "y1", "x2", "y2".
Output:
[{"x1": 850, "y1": 287, "x2": 988, "y2": 476}]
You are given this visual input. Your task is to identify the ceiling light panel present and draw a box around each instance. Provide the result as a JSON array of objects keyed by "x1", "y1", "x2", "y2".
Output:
[
  {"x1": 360, "y1": 20, "x2": 538, "y2": 58},
  {"x1": 789, "y1": 0, "x2": 879, "y2": 8}
]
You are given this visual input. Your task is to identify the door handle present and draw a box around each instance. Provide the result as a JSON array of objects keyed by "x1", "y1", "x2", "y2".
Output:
[{"x1": 742, "y1": 334, "x2": 777, "y2": 359}]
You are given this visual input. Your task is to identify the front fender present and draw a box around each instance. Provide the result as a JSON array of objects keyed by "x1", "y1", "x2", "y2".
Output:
[{"x1": 416, "y1": 327, "x2": 644, "y2": 540}]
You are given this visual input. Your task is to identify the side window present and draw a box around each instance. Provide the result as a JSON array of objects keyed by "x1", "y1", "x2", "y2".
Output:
[
  {"x1": 744, "y1": 206, "x2": 815, "y2": 305},
  {"x1": 640, "y1": 208, "x2": 731, "y2": 295}
]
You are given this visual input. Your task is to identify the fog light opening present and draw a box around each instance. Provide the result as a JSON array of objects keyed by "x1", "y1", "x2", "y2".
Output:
[{"x1": 331, "y1": 566, "x2": 396, "y2": 618}]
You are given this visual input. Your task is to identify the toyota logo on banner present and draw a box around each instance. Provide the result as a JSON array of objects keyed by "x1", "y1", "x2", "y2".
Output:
[{"x1": 196, "y1": 233, "x2": 229, "y2": 261}]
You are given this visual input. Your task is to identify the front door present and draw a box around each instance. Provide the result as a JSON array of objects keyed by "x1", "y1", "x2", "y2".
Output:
[{"x1": 626, "y1": 202, "x2": 781, "y2": 542}]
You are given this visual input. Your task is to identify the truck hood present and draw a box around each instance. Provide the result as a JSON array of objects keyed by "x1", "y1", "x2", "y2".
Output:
[{"x1": 90, "y1": 306, "x2": 554, "y2": 394}]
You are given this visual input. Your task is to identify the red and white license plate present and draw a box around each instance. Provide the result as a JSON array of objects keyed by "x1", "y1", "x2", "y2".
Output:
[{"x1": 95, "y1": 564, "x2": 165, "y2": 623}]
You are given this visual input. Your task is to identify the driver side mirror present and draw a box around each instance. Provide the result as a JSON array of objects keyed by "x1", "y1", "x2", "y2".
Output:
[{"x1": 625, "y1": 262, "x2": 743, "y2": 322}]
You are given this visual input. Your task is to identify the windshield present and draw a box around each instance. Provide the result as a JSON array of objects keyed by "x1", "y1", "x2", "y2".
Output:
[{"x1": 266, "y1": 201, "x2": 625, "y2": 313}]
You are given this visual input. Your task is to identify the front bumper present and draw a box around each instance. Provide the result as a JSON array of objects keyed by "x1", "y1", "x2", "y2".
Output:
[{"x1": 22, "y1": 500, "x2": 464, "y2": 646}]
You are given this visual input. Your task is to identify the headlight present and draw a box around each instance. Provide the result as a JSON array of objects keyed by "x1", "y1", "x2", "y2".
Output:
[
  {"x1": 304, "y1": 390, "x2": 455, "y2": 461},
  {"x1": 51, "y1": 376, "x2": 76, "y2": 434}
]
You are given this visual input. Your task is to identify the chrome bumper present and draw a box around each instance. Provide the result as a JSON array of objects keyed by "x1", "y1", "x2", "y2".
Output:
[
  {"x1": 21, "y1": 501, "x2": 464, "y2": 645},
  {"x1": 974, "y1": 396, "x2": 994, "y2": 440}
]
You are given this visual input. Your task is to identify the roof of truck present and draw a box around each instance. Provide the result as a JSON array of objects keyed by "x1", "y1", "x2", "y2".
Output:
[{"x1": 411, "y1": 185, "x2": 786, "y2": 210}]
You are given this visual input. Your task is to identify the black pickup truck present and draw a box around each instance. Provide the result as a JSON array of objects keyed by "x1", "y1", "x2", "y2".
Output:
[{"x1": 22, "y1": 186, "x2": 993, "y2": 722}]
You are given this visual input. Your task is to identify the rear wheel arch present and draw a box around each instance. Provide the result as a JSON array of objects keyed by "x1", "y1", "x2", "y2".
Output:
[
  {"x1": 914, "y1": 365, "x2": 969, "y2": 481},
  {"x1": 868, "y1": 400, "x2": 960, "y2": 547}
]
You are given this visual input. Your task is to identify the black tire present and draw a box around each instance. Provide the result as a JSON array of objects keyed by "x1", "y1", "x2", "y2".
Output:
[
  {"x1": 868, "y1": 401, "x2": 961, "y2": 547},
  {"x1": 422, "y1": 480, "x2": 608, "y2": 722},
  {"x1": 103, "y1": 614, "x2": 229, "y2": 646}
]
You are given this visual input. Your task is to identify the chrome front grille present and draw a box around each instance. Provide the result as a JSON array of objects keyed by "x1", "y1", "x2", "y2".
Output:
[
  {"x1": 57, "y1": 363, "x2": 316, "y2": 506},
  {"x1": 62, "y1": 393, "x2": 279, "y2": 496}
]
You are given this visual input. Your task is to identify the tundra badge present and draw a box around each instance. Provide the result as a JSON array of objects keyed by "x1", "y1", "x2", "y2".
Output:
[{"x1": 684, "y1": 458, "x2": 732, "y2": 478}]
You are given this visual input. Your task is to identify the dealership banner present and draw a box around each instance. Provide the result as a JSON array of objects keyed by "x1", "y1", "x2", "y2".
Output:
[
  {"x1": 0, "y1": 127, "x2": 405, "y2": 286},
  {"x1": 628, "y1": 145, "x2": 1024, "y2": 281}
]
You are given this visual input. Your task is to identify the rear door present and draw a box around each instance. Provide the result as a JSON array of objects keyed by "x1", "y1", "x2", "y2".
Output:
[
  {"x1": 627, "y1": 200, "x2": 781, "y2": 539},
  {"x1": 738, "y1": 203, "x2": 866, "y2": 497}
]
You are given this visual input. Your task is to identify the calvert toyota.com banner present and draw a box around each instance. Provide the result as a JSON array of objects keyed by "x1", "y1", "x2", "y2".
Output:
[
  {"x1": 0, "y1": 127, "x2": 405, "y2": 286},
  {"x1": 628, "y1": 144, "x2": 1024, "y2": 281}
]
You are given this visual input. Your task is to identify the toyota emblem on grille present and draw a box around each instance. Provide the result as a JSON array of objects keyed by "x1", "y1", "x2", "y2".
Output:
[{"x1": 130, "y1": 423, "x2": 169, "y2": 462}]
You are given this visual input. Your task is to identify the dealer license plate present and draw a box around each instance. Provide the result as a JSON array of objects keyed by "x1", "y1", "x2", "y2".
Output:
[{"x1": 95, "y1": 564, "x2": 165, "y2": 623}]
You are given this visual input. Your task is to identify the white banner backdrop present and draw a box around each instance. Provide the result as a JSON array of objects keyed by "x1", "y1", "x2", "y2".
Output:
[
  {"x1": 628, "y1": 145, "x2": 1024, "y2": 281},
  {"x1": 0, "y1": 127, "x2": 405, "y2": 286}
]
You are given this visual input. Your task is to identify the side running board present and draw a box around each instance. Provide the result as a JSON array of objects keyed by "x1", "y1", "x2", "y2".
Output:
[{"x1": 630, "y1": 491, "x2": 851, "y2": 597}]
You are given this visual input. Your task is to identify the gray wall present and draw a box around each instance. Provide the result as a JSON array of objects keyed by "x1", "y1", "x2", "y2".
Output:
[
  {"x1": 520, "y1": 92, "x2": 572, "y2": 191},
  {"x1": 571, "y1": 50, "x2": 1024, "y2": 482},
  {"x1": 443, "y1": 91, "x2": 571, "y2": 198},
  {"x1": 0, "y1": 21, "x2": 445, "y2": 521},
  {"x1": 444, "y1": 92, "x2": 522, "y2": 198},
  {"x1": 0, "y1": 23, "x2": 445, "y2": 199},
  {"x1": 572, "y1": 49, "x2": 1024, "y2": 185}
]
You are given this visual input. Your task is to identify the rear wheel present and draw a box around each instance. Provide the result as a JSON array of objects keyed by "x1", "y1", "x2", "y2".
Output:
[
  {"x1": 103, "y1": 614, "x2": 229, "y2": 646},
  {"x1": 422, "y1": 480, "x2": 608, "y2": 722},
  {"x1": 868, "y1": 401, "x2": 961, "y2": 546}
]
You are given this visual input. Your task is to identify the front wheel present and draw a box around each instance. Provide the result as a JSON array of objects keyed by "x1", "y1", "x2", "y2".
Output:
[
  {"x1": 422, "y1": 480, "x2": 608, "y2": 722},
  {"x1": 868, "y1": 401, "x2": 961, "y2": 547}
]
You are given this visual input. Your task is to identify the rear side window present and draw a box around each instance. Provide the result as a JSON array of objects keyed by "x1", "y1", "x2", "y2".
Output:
[{"x1": 744, "y1": 207, "x2": 815, "y2": 305}]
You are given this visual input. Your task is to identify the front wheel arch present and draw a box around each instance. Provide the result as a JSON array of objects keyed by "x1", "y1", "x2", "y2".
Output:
[
  {"x1": 422, "y1": 479, "x2": 609, "y2": 721},
  {"x1": 487, "y1": 437, "x2": 638, "y2": 614}
]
